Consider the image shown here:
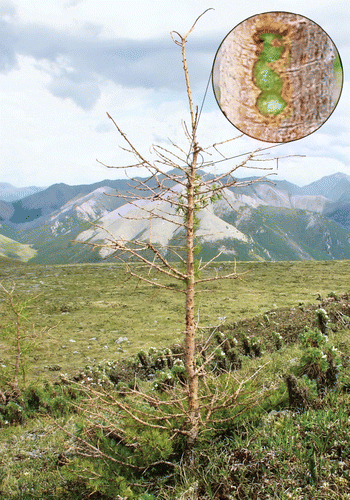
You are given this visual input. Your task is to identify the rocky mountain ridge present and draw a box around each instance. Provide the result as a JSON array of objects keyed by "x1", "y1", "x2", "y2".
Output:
[{"x1": 0, "y1": 172, "x2": 349, "y2": 263}]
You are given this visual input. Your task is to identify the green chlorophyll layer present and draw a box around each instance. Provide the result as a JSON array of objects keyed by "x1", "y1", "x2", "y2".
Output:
[
  {"x1": 333, "y1": 54, "x2": 343, "y2": 88},
  {"x1": 253, "y1": 33, "x2": 287, "y2": 116}
]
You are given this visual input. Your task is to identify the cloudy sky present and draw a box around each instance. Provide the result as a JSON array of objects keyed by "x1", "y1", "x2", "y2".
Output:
[{"x1": 0, "y1": 0, "x2": 349, "y2": 188}]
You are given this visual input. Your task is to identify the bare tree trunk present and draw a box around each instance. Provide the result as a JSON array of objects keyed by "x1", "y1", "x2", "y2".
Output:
[
  {"x1": 176, "y1": 18, "x2": 203, "y2": 443},
  {"x1": 185, "y1": 149, "x2": 199, "y2": 445}
]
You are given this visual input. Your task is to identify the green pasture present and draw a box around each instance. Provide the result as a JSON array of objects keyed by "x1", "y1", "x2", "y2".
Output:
[{"x1": 0, "y1": 257, "x2": 349, "y2": 382}]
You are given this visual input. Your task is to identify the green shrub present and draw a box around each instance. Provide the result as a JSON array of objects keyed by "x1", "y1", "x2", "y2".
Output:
[
  {"x1": 153, "y1": 359, "x2": 187, "y2": 391},
  {"x1": 316, "y1": 308, "x2": 329, "y2": 334},
  {"x1": 0, "y1": 400, "x2": 25, "y2": 425},
  {"x1": 241, "y1": 333, "x2": 263, "y2": 358},
  {"x1": 271, "y1": 330, "x2": 284, "y2": 350},
  {"x1": 298, "y1": 328, "x2": 341, "y2": 396}
]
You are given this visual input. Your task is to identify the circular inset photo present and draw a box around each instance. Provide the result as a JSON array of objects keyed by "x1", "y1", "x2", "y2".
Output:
[{"x1": 212, "y1": 12, "x2": 343, "y2": 143}]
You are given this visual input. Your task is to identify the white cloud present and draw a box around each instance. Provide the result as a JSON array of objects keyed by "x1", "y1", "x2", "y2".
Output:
[
  {"x1": 0, "y1": 0, "x2": 348, "y2": 188},
  {"x1": 275, "y1": 157, "x2": 350, "y2": 187}
]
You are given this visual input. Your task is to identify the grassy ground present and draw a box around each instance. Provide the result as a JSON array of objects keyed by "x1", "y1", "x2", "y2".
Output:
[
  {"x1": 1, "y1": 258, "x2": 350, "y2": 499},
  {"x1": 0, "y1": 258, "x2": 349, "y2": 382}
]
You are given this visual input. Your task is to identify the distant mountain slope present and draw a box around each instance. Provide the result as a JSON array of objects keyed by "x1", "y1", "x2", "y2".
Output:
[
  {"x1": 8, "y1": 183, "x2": 91, "y2": 224},
  {"x1": 49, "y1": 186, "x2": 125, "y2": 229},
  {"x1": 326, "y1": 204, "x2": 350, "y2": 229},
  {"x1": 0, "y1": 200, "x2": 14, "y2": 221},
  {"x1": 0, "y1": 183, "x2": 45, "y2": 202},
  {"x1": 222, "y1": 205, "x2": 350, "y2": 261},
  {"x1": 75, "y1": 196, "x2": 184, "y2": 259},
  {"x1": 0, "y1": 186, "x2": 124, "y2": 265},
  {"x1": 300, "y1": 172, "x2": 350, "y2": 202},
  {"x1": 0, "y1": 234, "x2": 36, "y2": 262},
  {"x1": 225, "y1": 181, "x2": 331, "y2": 213},
  {"x1": 7, "y1": 179, "x2": 133, "y2": 225},
  {"x1": 75, "y1": 187, "x2": 350, "y2": 263}
]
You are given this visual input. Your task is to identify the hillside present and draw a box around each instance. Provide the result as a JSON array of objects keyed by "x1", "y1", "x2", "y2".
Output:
[
  {"x1": 0, "y1": 233, "x2": 36, "y2": 262},
  {"x1": 1, "y1": 179, "x2": 133, "y2": 225},
  {"x1": 75, "y1": 183, "x2": 350, "y2": 263},
  {"x1": 0, "y1": 182, "x2": 45, "y2": 202},
  {"x1": 300, "y1": 172, "x2": 350, "y2": 202},
  {"x1": 1, "y1": 172, "x2": 350, "y2": 264}
]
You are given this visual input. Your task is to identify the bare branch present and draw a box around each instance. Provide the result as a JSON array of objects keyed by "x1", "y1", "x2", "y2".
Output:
[
  {"x1": 183, "y1": 8, "x2": 215, "y2": 40},
  {"x1": 106, "y1": 113, "x2": 153, "y2": 167}
]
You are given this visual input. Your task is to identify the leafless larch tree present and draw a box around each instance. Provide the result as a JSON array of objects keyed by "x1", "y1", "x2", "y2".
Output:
[{"x1": 81, "y1": 10, "x2": 292, "y2": 447}]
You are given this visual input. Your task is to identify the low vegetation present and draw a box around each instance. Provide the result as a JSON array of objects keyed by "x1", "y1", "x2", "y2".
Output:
[
  {"x1": 0, "y1": 258, "x2": 350, "y2": 498},
  {"x1": 1, "y1": 258, "x2": 349, "y2": 381}
]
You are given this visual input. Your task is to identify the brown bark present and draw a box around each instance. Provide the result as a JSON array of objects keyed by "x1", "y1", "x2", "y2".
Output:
[
  {"x1": 184, "y1": 149, "x2": 199, "y2": 445},
  {"x1": 213, "y1": 12, "x2": 342, "y2": 142},
  {"x1": 177, "y1": 21, "x2": 202, "y2": 444}
]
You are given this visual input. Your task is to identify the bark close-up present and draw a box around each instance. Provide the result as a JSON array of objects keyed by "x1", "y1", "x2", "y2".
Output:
[{"x1": 213, "y1": 12, "x2": 343, "y2": 142}]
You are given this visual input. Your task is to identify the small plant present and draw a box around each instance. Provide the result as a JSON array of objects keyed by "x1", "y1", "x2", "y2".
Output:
[
  {"x1": 298, "y1": 327, "x2": 341, "y2": 396},
  {"x1": 215, "y1": 332, "x2": 242, "y2": 371},
  {"x1": 137, "y1": 349, "x2": 150, "y2": 368},
  {"x1": 153, "y1": 359, "x2": 187, "y2": 391},
  {"x1": 241, "y1": 333, "x2": 250, "y2": 356},
  {"x1": 0, "y1": 280, "x2": 57, "y2": 391},
  {"x1": 263, "y1": 313, "x2": 270, "y2": 325},
  {"x1": 285, "y1": 374, "x2": 311, "y2": 410},
  {"x1": 250, "y1": 336, "x2": 262, "y2": 357},
  {"x1": 316, "y1": 308, "x2": 329, "y2": 334},
  {"x1": 271, "y1": 330, "x2": 284, "y2": 350},
  {"x1": 0, "y1": 400, "x2": 25, "y2": 425},
  {"x1": 171, "y1": 358, "x2": 187, "y2": 382},
  {"x1": 153, "y1": 369, "x2": 175, "y2": 391},
  {"x1": 241, "y1": 333, "x2": 263, "y2": 358},
  {"x1": 213, "y1": 348, "x2": 227, "y2": 370},
  {"x1": 134, "y1": 346, "x2": 177, "y2": 378}
]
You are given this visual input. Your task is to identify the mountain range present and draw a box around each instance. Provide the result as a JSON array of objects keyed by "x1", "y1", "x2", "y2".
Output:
[
  {"x1": 0, "y1": 172, "x2": 350, "y2": 264},
  {"x1": 0, "y1": 182, "x2": 46, "y2": 202}
]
